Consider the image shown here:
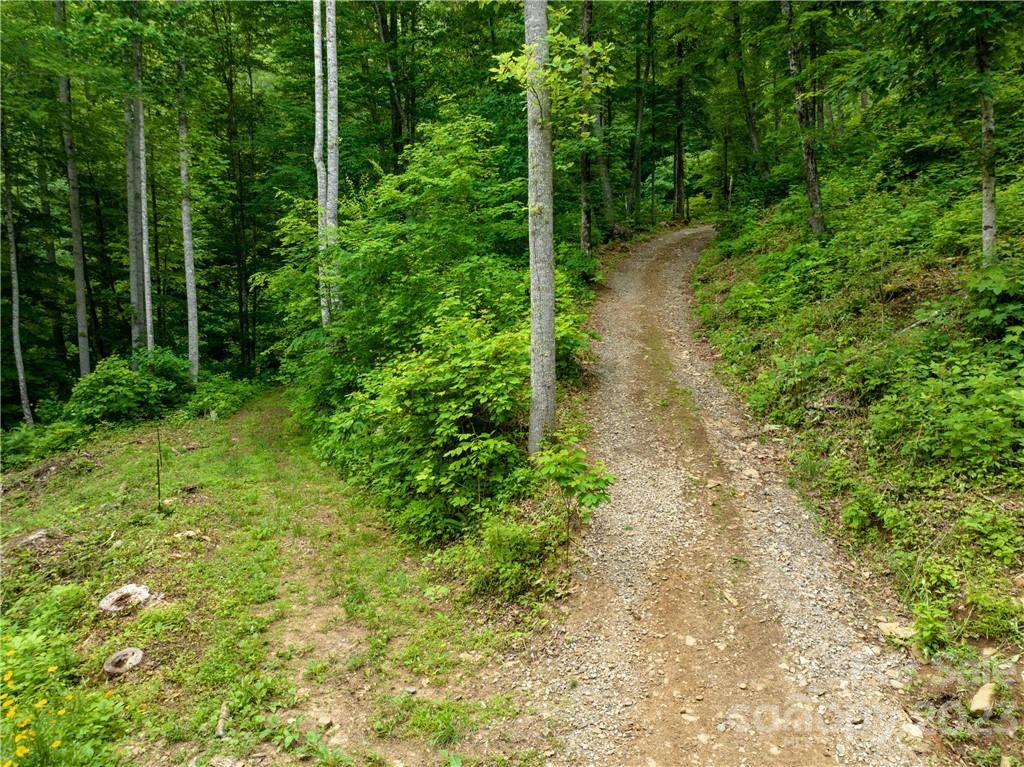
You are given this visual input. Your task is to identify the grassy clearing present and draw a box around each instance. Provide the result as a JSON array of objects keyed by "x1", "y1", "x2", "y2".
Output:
[{"x1": 0, "y1": 392, "x2": 549, "y2": 766}]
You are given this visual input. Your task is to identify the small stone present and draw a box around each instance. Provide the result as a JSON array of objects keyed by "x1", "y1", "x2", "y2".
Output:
[
  {"x1": 685, "y1": 635, "x2": 698, "y2": 647},
  {"x1": 969, "y1": 683, "x2": 996, "y2": 717},
  {"x1": 99, "y1": 584, "x2": 151, "y2": 613},
  {"x1": 902, "y1": 723, "x2": 923, "y2": 739},
  {"x1": 742, "y1": 467, "x2": 760, "y2": 480},
  {"x1": 877, "y1": 622, "x2": 915, "y2": 640},
  {"x1": 404, "y1": 686, "x2": 417, "y2": 695},
  {"x1": 981, "y1": 647, "x2": 997, "y2": 658},
  {"x1": 103, "y1": 647, "x2": 144, "y2": 677},
  {"x1": 851, "y1": 715, "x2": 864, "y2": 725}
]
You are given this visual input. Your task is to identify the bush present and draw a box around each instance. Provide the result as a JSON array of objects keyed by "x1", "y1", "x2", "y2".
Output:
[
  {"x1": 185, "y1": 375, "x2": 259, "y2": 419},
  {"x1": 63, "y1": 350, "x2": 194, "y2": 426},
  {"x1": 320, "y1": 305, "x2": 533, "y2": 544}
]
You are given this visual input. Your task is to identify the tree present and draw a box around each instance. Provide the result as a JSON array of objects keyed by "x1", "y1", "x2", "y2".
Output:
[
  {"x1": 672, "y1": 40, "x2": 688, "y2": 221},
  {"x1": 325, "y1": 0, "x2": 339, "y2": 245},
  {"x1": 729, "y1": 1, "x2": 765, "y2": 174},
  {"x1": 178, "y1": 2, "x2": 199, "y2": 381},
  {"x1": 133, "y1": 2, "x2": 154, "y2": 350},
  {"x1": 579, "y1": 0, "x2": 594, "y2": 261},
  {"x1": 312, "y1": 0, "x2": 330, "y2": 326},
  {"x1": 2, "y1": 121, "x2": 34, "y2": 424},
  {"x1": 54, "y1": 0, "x2": 91, "y2": 375},
  {"x1": 524, "y1": 0, "x2": 555, "y2": 454},
  {"x1": 781, "y1": 0, "x2": 826, "y2": 235}
]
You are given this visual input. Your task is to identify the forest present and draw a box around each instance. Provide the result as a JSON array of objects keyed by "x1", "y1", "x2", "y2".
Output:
[{"x1": 1, "y1": 1, "x2": 1023, "y2": 766}]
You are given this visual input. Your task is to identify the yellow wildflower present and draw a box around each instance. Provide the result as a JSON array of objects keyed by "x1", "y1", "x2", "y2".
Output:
[
  {"x1": 51, "y1": 739, "x2": 61, "y2": 749},
  {"x1": 5, "y1": 707, "x2": 15, "y2": 718},
  {"x1": 64, "y1": 693, "x2": 73, "y2": 700},
  {"x1": 3, "y1": 759, "x2": 11, "y2": 767},
  {"x1": 15, "y1": 746, "x2": 29, "y2": 757},
  {"x1": 14, "y1": 733, "x2": 26, "y2": 742},
  {"x1": 2, "y1": 699, "x2": 11, "y2": 708},
  {"x1": 4, "y1": 650, "x2": 13, "y2": 657},
  {"x1": 17, "y1": 718, "x2": 29, "y2": 728},
  {"x1": 3, "y1": 671, "x2": 12, "y2": 681},
  {"x1": 47, "y1": 666, "x2": 57, "y2": 674},
  {"x1": 58, "y1": 708, "x2": 66, "y2": 715},
  {"x1": 104, "y1": 690, "x2": 113, "y2": 697},
  {"x1": 34, "y1": 699, "x2": 47, "y2": 708}
]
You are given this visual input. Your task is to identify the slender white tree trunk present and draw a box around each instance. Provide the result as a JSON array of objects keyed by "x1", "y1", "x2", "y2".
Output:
[
  {"x1": 54, "y1": 0, "x2": 91, "y2": 376},
  {"x1": 134, "y1": 24, "x2": 154, "y2": 349},
  {"x1": 524, "y1": 0, "x2": 556, "y2": 453},
  {"x1": 2, "y1": 128, "x2": 34, "y2": 424},
  {"x1": 313, "y1": 0, "x2": 330, "y2": 326},
  {"x1": 325, "y1": 0, "x2": 339, "y2": 237},
  {"x1": 125, "y1": 98, "x2": 143, "y2": 350},
  {"x1": 177, "y1": 17, "x2": 199, "y2": 382}
]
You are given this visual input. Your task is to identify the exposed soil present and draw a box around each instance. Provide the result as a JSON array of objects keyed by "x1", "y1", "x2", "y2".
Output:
[{"x1": 511, "y1": 227, "x2": 951, "y2": 767}]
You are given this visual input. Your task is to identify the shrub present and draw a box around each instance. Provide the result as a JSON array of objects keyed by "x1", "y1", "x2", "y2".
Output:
[
  {"x1": 185, "y1": 375, "x2": 259, "y2": 419},
  {"x1": 320, "y1": 306, "x2": 533, "y2": 544},
  {"x1": 131, "y1": 348, "x2": 193, "y2": 410}
]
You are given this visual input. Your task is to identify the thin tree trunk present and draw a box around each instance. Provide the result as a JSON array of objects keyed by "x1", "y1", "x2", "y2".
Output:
[
  {"x1": 124, "y1": 98, "x2": 143, "y2": 350},
  {"x1": 326, "y1": 0, "x2": 340, "y2": 313},
  {"x1": 177, "y1": 29, "x2": 199, "y2": 381},
  {"x1": 595, "y1": 106, "x2": 616, "y2": 233},
  {"x1": 374, "y1": 1, "x2": 406, "y2": 167},
  {"x1": 134, "y1": 18, "x2": 154, "y2": 350},
  {"x1": 579, "y1": 0, "x2": 593, "y2": 260},
  {"x1": 649, "y1": 14, "x2": 656, "y2": 227},
  {"x1": 54, "y1": 0, "x2": 90, "y2": 376},
  {"x1": 672, "y1": 41, "x2": 687, "y2": 221},
  {"x1": 524, "y1": 0, "x2": 555, "y2": 453},
  {"x1": 730, "y1": 1, "x2": 765, "y2": 173},
  {"x1": 977, "y1": 28, "x2": 996, "y2": 265},
  {"x1": 2, "y1": 125, "x2": 34, "y2": 423},
  {"x1": 38, "y1": 159, "x2": 68, "y2": 367},
  {"x1": 313, "y1": 0, "x2": 330, "y2": 326},
  {"x1": 781, "y1": 0, "x2": 826, "y2": 235},
  {"x1": 150, "y1": 144, "x2": 163, "y2": 342}
]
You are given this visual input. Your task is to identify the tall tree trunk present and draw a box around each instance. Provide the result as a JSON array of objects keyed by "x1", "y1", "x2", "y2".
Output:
[
  {"x1": 524, "y1": 0, "x2": 555, "y2": 453},
  {"x1": 312, "y1": 0, "x2": 330, "y2": 326},
  {"x1": 38, "y1": 159, "x2": 68, "y2": 367},
  {"x1": 326, "y1": 0, "x2": 340, "y2": 312},
  {"x1": 54, "y1": 0, "x2": 91, "y2": 376},
  {"x1": 177, "y1": 29, "x2": 199, "y2": 382},
  {"x1": 781, "y1": 0, "x2": 826, "y2": 235},
  {"x1": 595, "y1": 105, "x2": 617, "y2": 233},
  {"x1": 150, "y1": 144, "x2": 163, "y2": 342},
  {"x1": 134, "y1": 18, "x2": 154, "y2": 350},
  {"x1": 649, "y1": 13, "x2": 656, "y2": 227},
  {"x1": 730, "y1": 1, "x2": 765, "y2": 172},
  {"x1": 124, "y1": 98, "x2": 143, "y2": 350},
  {"x1": 977, "y1": 28, "x2": 996, "y2": 265},
  {"x1": 628, "y1": 1, "x2": 653, "y2": 222},
  {"x1": 579, "y1": 0, "x2": 593, "y2": 260},
  {"x1": 672, "y1": 41, "x2": 687, "y2": 221},
  {"x1": 374, "y1": 1, "x2": 406, "y2": 167},
  {"x1": 2, "y1": 125, "x2": 34, "y2": 424}
]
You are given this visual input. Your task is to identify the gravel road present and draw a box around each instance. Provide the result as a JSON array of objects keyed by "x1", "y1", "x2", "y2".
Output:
[{"x1": 514, "y1": 227, "x2": 946, "y2": 767}]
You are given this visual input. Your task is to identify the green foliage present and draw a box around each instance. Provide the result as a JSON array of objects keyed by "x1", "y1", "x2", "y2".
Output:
[
  {"x1": 320, "y1": 307, "x2": 532, "y2": 545},
  {"x1": 184, "y1": 375, "x2": 260, "y2": 419},
  {"x1": 0, "y1": 586, "x2": 126, "y2": 767}
]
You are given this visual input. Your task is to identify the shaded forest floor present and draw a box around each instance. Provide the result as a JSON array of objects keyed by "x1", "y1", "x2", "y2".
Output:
[{"x1": 2, "y1": 228, "x2": 1020, "y2": 767}]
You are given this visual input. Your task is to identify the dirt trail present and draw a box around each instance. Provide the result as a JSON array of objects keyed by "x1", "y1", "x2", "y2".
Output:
[{"x1": 518, "y1": 228, "x2": 944, "y2": 767}]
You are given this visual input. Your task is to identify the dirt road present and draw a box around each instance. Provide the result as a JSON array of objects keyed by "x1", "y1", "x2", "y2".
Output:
[{"x1": 519, "y1": 227, "x2": 942, "y2": 767}]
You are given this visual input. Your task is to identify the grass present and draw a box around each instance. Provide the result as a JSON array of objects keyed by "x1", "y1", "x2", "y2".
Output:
[{"x1": 0, "y1": 391, "x2": 545, "y2": 766}]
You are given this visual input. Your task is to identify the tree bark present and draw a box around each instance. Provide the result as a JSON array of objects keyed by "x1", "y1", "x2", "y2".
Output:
[
  {"x1": 326, "y1": 0, "x2": 340, "y2": 313},
  {"x1": 177, "y1": 10, "x2": 199, "y2": 381},
  {"x1": 134, "y1": 15, "x2": 154, "y2": 350},
  {"x1": 595, "y1": 106, "x2": 617, "y2": 233},
  {"x1": 2, "y1": 125, "x2": 34, "y2": 424},
  {"x1": 150, "y1": 144, "x2": 163, "y2": 342},
  {"x1": 312, "y1": 0, "x2": 330, "y2": 326},
  {"x1": 781, "y1": 0, "x2": 826, "y2": 235},
  {"x1": 672, "y1": 42, "x2": 688, "y2": 221},
  {"x1": 524, "y1": 0, "x2": 555, "y2": 453},
  {"x1": 579, "y1": 0, "x2": 593, "y2": 260},
  {"x1": 124, "y1": 98, "x2": 144, "y2": 350},
  {"x1": 54, "y1": 0, "x2": 91, "y2": 376},
  {"x1": 977, "y1": 28, "x2": 996, "y2": 265},
  {"x1": 374, "y1": 1, "x2": 407, "y2": 167}
]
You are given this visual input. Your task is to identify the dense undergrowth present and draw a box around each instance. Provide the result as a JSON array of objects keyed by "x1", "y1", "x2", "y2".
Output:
[
  {"x1": 1, "y1": 349, "x2": 259, "y2": 473},
  {"x1": 271, "y1": 115, "x2": 612, "y2": 599},
  {"x1": 695, "y1": 127, "x2": 1024, "y2": 653}
]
